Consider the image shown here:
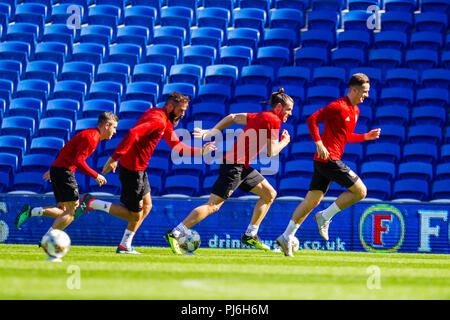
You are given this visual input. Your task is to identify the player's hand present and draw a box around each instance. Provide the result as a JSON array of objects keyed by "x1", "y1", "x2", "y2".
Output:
[
  {"x1": 42, "y1": 170, "x2": 51, "y2": 182},
  {"x1": 193, "y1": 128, "x2": 219, "y2": 140},
  {"x1": 316, "y1": 141, "x2": 330, "y2": 160},
  {"x1": 96, "y1": 174, "x2": 107, "y2": 187},
  {"x1": 102, "y1": 157, "x2": 118, "y2": 174},
  {"x1": 201, "y1": 141, "x2": 217, "y2": 155},
  {"x1": 366, "y1": 128, "x2": 381, "y2": 140},
  {"x1": 281, "y1": 129, "x2": 290, "y2": 145}
]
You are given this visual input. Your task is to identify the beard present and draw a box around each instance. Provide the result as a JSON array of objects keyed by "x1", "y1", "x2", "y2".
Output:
[{"x1": 168, "y1": 110, "x2": 181, "y2": 126}]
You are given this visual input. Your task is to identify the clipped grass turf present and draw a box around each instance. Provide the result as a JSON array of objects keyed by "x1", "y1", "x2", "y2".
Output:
[{"x1": 0, "y1": 244, "x2": 449, "y2": 300}]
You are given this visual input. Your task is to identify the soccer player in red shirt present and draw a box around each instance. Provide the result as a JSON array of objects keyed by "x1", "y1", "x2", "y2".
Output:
[
  {"x1": 276, "y1": 73, "x2": 381, "y2": 257},
  {"x1": 74, "y1": 91, "x2": 216, "y2": 254},
  {"x1": 165, "y1": 88, "x2": 294, "y2": 254},
  {"x1": 14, "y1": 112, "x2": 118, "y2": 234}
]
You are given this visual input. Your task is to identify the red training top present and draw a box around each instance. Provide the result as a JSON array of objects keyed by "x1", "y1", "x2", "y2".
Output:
[
  {"x1": 224, "y1": 110, "x2": 281, "y2": 168},
  {"x1": 112, "y1": 107, "x2": 200, "y2": 171},
  {"x1": 307, "y1": 96, "x2": 365, "y2": 163},
  {"x1": 52, "y1": 128, "x2": 100, "y2": 179}
]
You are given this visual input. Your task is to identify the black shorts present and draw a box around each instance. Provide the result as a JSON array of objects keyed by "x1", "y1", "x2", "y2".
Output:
[
  {"x1": 211, "y1": 164, "x2": 265, "y2": 199},
  {"x1": 118, "y1": 164, "x2": 151, "y2": 212},
  {"x1": 309, "y1": 159, "x2": 360, "y2": 194},
  {"x1": 50, "y1": 166, "x2": 79, "y2": 203}
]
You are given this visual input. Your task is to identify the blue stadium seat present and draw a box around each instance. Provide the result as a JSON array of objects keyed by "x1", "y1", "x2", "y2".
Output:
[
  {"x1": 51, "y1": 3, "x2": 85, "y2": 25},
  {"x1": 256, "y1": 46, "x2": 290, "y2": 72},
  {"x1": 393, "y1": 179, "x2": 429, "y2": 201},
  {"x1": 119, "y1": 100, "x2": 152, "y2": 119},
  {"x1": 132, "y1": 62, "x2": 166, "y2": 87},
  {"x1": 16, "y1": 79, "x2": 49, "y2": 103},
  {"x1": 170, "y1": 162, "x2": 206, "y2": 178},
  {"x1": 295, "y1": 123, "x2": 312, "y2": 141},
  {"x1": 263, "y1": 28, "x2": 297, "y2": 49},
  {"x1": 234, "y1": 84, "x2": 267, "y2": 103},
  {"x1": 125, "y1": 82, "x2": 159, "y2": 106},
  {"x1": 148, "y1": 173, "x2": 162, "y2": 196},
  {"x1": 169, "y1": 63, "x2": 202, "y2": 88},
  {"x1": 375, "y1": 106, "x2": 409, "y2": 126},
  {"x1": 124, "y1": 5, "x2": 157, "y2": 27},
  {"x1": 368, "y1": 48, "x2": 402, "y2": 76},
  {"x1": 405, "y1": 49, "x2": 439, "y2": 72},
  {"x1": 421, "y1": 68, "x2": 450, "y2": 89},
  {"x1": 8, "y1": 97, "x2": 42, "y2": 123},
  {"x1": 52, "y1": 80, "x2": 87, "y2": 106},
  {"x1": 276, "y1": 66, "x2": 310, "y2": 87},
  {"x1": 191, "y1": 27, "x2": 224, "y2": 50},
  {"x1": 279, "y1": 177, "x2": 309, "y2": 197},
  {"x1": 145, "y1": 44, "x2": 180, "y2": 73},
  {"x1": 442, "y1": 51, "x2": 450, "y2": 69},
  {"x1": 403, "y1": 142, "x2": 438, "y2": 164},
  {"x1": 410, "y1": 31, "x2": 443, "y2": 51},
  {"x1": 385, "y1": 68, "x2": 418, "y2": 89},
  {"x1": 30, "y1": 136, "x2": 64, "y2": 157},
  {"x1": 118, "y1": 24, "x2": 151, "y2": 49},
  {"x1": 337, "y1": 30, "x2": 371, "y2": 50},
  {"x1": 300, "y1": 104, "x2": 321, "y2": 122},
  {"x1": 168, "y1": 0, "x2": 198, "y2": 24},
  {"x1": 61, "y1": 61, "x2": 95, "y2": 86},
  {"x1": 87, "y1": 5, "x2": 119, "y2": 41},
  {"x1": 89, "y1": 173, "x2": 121, "y2": 194},
  {"x1": 431, "y1": 179, "x2": 450, "y2": 200},
  {"x1": 38, "y1": 117, "x2": 72, "y2": 140},
  {"x1": 204, "y1": 64, "x2": 238, "y2": 86},
  {"x1": 227, "y1": 27, "x2": 260, "y2": 51},
  {"x1": 161, "y1": 82, "x2": 196, "y2": 102},
  {"x1": 34, "y1": 41, "x2": 67, "y2": 71},
  {"x1": 275, "y1": 84, "x2": 304, "y2": 107},
  {"x1": 160, "y1": 6, "x2": 193, "y2": 41},
  {"x1": 229, "y1": 102, "x2": 262, "y2": 114},
  {"x1": 0, "y1": 135, "x2": 26, "y2": 161},
  {"x1": 82, "y1": 99, "x2": 116, "y2": 118},
  {"x1": 374, "y1": 30, "x2": 407, "y2": 50},
  {"x1": 380, "y1": 87, "x2": 414, "y2": 107},
  {"x1": 115, "y1": 118, "x2": 136, "y2": 139},
  {"x1": 270, "y1": 8, "x2": 304, "y2": 43},
  {"x1": 240, "y1": 65, "x2": 274, "y2": 87},
  {"x1": 219, "y1": 45, "x2": 253, "y2": 71},
  {"x1": 375, "y1": 124, "x2": 405, "y2": 144},
  {"x1": 416, "y1": 88, "x2": 449, "y2": 107},
  {"x1": 381, "y1": 11, "x2": 413, "y2": 33},
  {"x1": 234, "y1": 8, "x2": 266, "y2": 35},
  {"x1": 311, "y1": 0, "x2": 346, "y2": 11},
  {"x1": 6, "y1": 22, "x2": 39, "y2": 55},
  {"x1": 331, "y1": 47, "x2": 365, "y2": 71},
  {"x1": 420, "y1": 0, "x2": 449, "y2": 13},
  {"x1": 361, "y1": 161, "x2": 396, "y2": 181},
  {"x1": 197, "y1": 83, "x2": 232, "y2": 104},
  {"x1": 0, "y1": 78, "x2": 12, "y2": 104},
  {"x1": 414, "y1": 12, "x2": 447, "y2": 33},
  {"x1": 301, "y1": 29, "x2": 336, "y2": 50},
  {"x1": 14, "y1": 3, "x2": 46, "y2": 40},
  {"x1": 365, "y1": 142, "x2": 401, "y2": 163},
  {"x1": 146, "y1": 155, "x2": 170, "y2": 178},
  {"x1": 96, "y1": 62, "x2": 130, "y2": 89},
  {"x1": 79, "y1": 25, "x2": 113, "y2": 50},
  {"x1": 307, "y1": 10, "x2": 339, "y2": 30},
  {"x1": 153, "y1": 26, "x2": 186, "y2": 50},
  {"x1": 348, "y1": 0, "x2": 381, "y2": 10},
  {"x1": 411, "y1": 106, "x2": 446, "y2": 126},
  {"x1": 312, "y1": 66, "x2": 346, "y2": 89},
  {"x1": 0, "y1": 59, "x2": 21, "y2": 90},
  {"x1": 46, "y1": 99, "x2": 79, "y2": 121},
  {"x1": 87, "y1": 81, "x2": 122, "y2": 106},
  {"x1": 350, "y1": 67, "x2": 383, "y2": 92},
  {"x1": 283, "y1": 159, "x2": 314, "y2": 178},
  {"x1": 108, "y1": 43, "x2": 142, "y2": 70},
  {"x1": 440, "y1": 144, "x2": 450, "y2": 163},
  {"x1": 240, "y1": 0, "x2": 271, "y2": 20},
  {"x1": 435, "y1": 163, "x2": 450, "y2": 181},
  {"x1": 398, "y1": 162, "x2": 433, "y2": 181},
  {"x1": 197, "y1": 7, "x2": 230, "y2": 34},
  {"x1": 191, "y1": 102, "x2": 226, "y2": 122},
  {"x1": 0, "y1": 152, "x2": 17, "y2": 175},
  {"x1": 43, "y1": 23, "x2": 76, "y2": 56},
  {"x1": 183, "y1": 45, "x2": 217, "y2": 71},
  {"x1": 96, "y1": 0, "x2": 126, "y2": 23},
  {"x1": 201, "y1": 174, "x2": 217, "y2": 195},
  {"x1": 343, "y1": 10, "x2": 371, "y2": 30},
  {"x1": 24, "y1": 60, "x2": 58, "y2": 91},
  {"x1": 275, "y1": 0, "x2": 309, "y2": 11},
  {"x1": 306, "y1": 85, "x2": 340, "y2": 105},
  {"x1": 342, "y1": 142, "x2": 364, "y2": 163},
  {"x1": 13, "y1": 171, "x2": 49, "y2": 193},
  {"x1": 407, "y1": 125, "x2": 442, "y2": 145},
  {"x1": 71, "y1": 43, "x2": 106, "y2": 66},
  {"x1": 294, "y1": 47, "x2": 328, "y2": 69},
  {"x1": 290, "y1": 141, "x2": 316, "y2": 160},
  {"x1": 384, "y1": 0, "x2": 417, "y2": 13},
  {"x1": 164, "y1": 174, "x2": 200, "y2": 196},
  {"x1": 364, "y1": 178, "x2": 392, "y2": 200},
  {"x1": 0, "y1": 41, "x2": 30, "y2": 68}
]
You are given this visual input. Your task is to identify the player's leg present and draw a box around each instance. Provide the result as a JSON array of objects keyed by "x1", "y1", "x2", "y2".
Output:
[
  {"x1": 15, "y1": 205, "x2": 64, "y2": 229},
  {"x1": 50, "y1": 200, "x2": 79, "y2": 230}
]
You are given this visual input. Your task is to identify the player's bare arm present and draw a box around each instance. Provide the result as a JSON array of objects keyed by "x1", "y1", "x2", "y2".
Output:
[
  {"x1": 102, "y1": 157, "x2": 118, "y2": 174},
  {"x1": 193, "y1": 113, "x2": 247, "y2": 140},
  {"x1": 267, "y1": 129, "x2": 291, "y2": 157}
]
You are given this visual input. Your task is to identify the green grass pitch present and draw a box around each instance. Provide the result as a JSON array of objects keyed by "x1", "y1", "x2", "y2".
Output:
[{"x1": 0, "y1": 244, "x2": 449, "y2": 300}]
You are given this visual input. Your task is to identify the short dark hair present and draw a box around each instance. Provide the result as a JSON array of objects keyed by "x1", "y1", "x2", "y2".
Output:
[
  {"x1": 97, "y1": 111, "x2": 118, "y2": 126},
  {"x1": 349, "y1": 73, "x2": 370, "y2": 88},
  {"x1": 268, "y1": 88, "x2": 294, "y2": 109},
  {"x1": 166, "y1": 91, "x2": 190, "y2": 106}
]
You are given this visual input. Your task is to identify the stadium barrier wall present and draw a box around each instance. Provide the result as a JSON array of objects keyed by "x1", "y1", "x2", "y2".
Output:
[{"x1": 0, "y1": 194, "x2": 449, "y2": 254}]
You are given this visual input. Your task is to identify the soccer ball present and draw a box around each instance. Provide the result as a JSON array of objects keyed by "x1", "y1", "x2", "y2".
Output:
[
  {"x1": 178, "y1": 229, "x2": 201, "y2": 253},
  {"x1": 291, "y1": 236, "x2": 300, "y2": 252},
  {"x1": 41, "y1": 229, "x2": 71, "y2": 259}
]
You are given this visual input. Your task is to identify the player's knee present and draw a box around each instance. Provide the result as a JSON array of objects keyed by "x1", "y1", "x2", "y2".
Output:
[
  {"x1": 143, "y1": 202, "x2": 152, "y2": 215},
  {"x1": 263, "y1": 188, "x2": 277, "y2": 204},
  {"x1": 207, "y1": 202, "x2": 222, "y2": 214},
  {"x1": 355, "y1": 185, "x2": 367, "y2": 201}
]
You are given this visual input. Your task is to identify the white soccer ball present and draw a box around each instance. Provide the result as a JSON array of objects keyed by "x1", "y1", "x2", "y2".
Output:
[
  {"x1": 41, "y1": 229, "x2": 71, "y2": 259},
  {"x1": 292, "y1": 236, "x2": 300, "y2": 252},
  {"x1": 178, "y1": 229, "x2": 201, "y2": 253}
]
